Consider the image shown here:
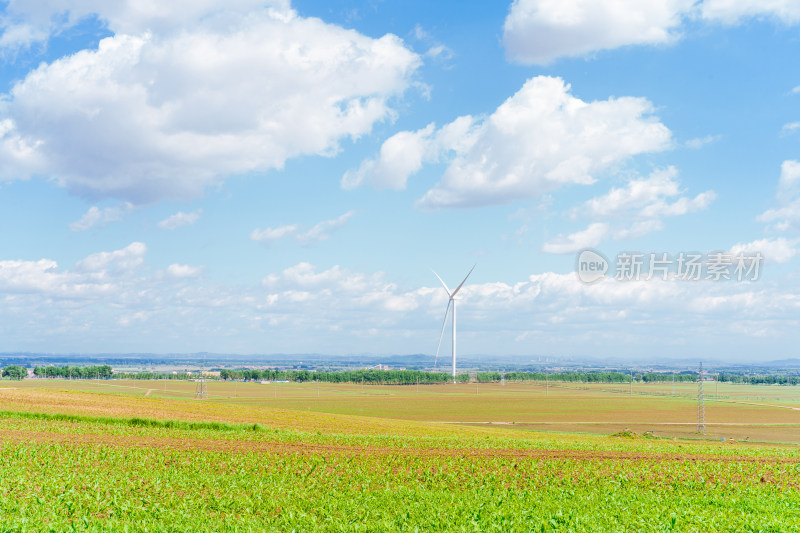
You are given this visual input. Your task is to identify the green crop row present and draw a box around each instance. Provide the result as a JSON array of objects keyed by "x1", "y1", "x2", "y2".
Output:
[
  {"x1": 4, "y1": 408, "x2": 800, "y2": 460},
  {"x1": 0, "y1": 409, "x2": 267, "y2": 433},
  {"x1": 2, "y1": 409, "x2": 799, "y2": 459},
  {"x1": 1, "y1": 438, "x2": 798, "y2": 532}
]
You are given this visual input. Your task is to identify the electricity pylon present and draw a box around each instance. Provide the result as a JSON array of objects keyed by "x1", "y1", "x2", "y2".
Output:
[{"x1": 697, "y1": 362, "x2": 705, "y2": 434}]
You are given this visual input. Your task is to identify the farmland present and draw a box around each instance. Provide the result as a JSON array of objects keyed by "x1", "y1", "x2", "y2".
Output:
[
  {"x1": 0, "y1": 380, "x2": 799, "y2": 531},
  {"x1": 4, "y1": 378, "x2": 799, "y2": 443}
]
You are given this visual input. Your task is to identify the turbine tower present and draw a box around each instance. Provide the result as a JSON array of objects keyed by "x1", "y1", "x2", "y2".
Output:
[{"x1": 433, "y1": 265, "x2": 475, "y2": 383}]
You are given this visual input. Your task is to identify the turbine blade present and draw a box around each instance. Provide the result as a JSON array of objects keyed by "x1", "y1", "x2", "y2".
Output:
[
  {"x1": 431, "y1": 270, "x2": 451, "y2": 295},
  {"x1": 450, "y1": 264, "x2": 476, "y2": 298},
  {"x1": 434, "y1": 300, "x2": 452, "y2": 368}
]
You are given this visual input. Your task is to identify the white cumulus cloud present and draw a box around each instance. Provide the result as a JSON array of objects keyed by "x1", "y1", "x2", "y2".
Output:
[
  {"x1": 758, "y1": 160, "x2": 800, "y2": 231},
  {"x1": 685, "y1": 134, "x2": 721, "y2": 148},
  {"x1": 75, "y1": 242, "x2": 147, "y2": 273},
  {"x1": 251, "y1": 211, "x2": 355, "y2": 246},
  {"x1": 700, "y1": 0, "x2": 800, "y2": 24},
  {"x1": 542, "y1": 222, "x2": 610, "y2": 254},
  {"x1": 0, "y1": 242, "x2": 147, "y2": 301},
  {"x1": 780, "y1": 122, "x2": 800, "y2": 136},
  {"x1": 346, "y1": 76, "x2": 671, "y2": 209},
  {"x1": 2, "y1": 246, "x2": 800, "y2": 356},
  {"x1": 250, "y1": 224, "x2": 299, "y2": 245},
  {"x1": 296, "y1": 211, "x2": 356, "y2": 245},
  {"x1": 69, "y1": 202, "x2": 134, "y2": 231},
  {"x1": 503, "y1": 0, "x2": 693, "y2": 65},
  {"x1": 0, "y1": 0, "x2": 291, "y2": 48},
  {"x1": 262, "y1": 262, "x2": 422, "y2": 312},
  {"x1": 730, "y1": 237, "x2": 799, "y2": 264},
  {"x1": 502, "y1": 0, "x2": 800, "y2": 66},
  {"x1": 165, "y1": 263, "x2": 203, "y2": 278},
  {"x1": 0, "y1": 3, "x2": 420, "y2": 203},
  {"x1": 158, "y1": 209, "x2": 202, "y2": 230},
  {"x1": 544, "y1": 167, "x2": 715, "y2": 253}
]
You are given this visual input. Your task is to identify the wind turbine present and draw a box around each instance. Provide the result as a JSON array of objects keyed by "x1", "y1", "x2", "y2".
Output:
[{"x1": 433, "y1": 265, "x2": 475, "y2": 383}]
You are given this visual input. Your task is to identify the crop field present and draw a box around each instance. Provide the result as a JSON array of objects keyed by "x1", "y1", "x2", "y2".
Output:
[
  {"x1": 4, "y1": 378, "x2": 799, "y2": 444},
  {"x1": 1, "y1": 381, "x2": 799, "y2": 531}
]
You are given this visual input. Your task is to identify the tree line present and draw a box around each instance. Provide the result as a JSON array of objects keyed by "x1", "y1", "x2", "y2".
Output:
[
  {"x1": 218, "y1": 368, "x2": 470, "y2": 384},
  {"x1": 112, "y1": 372, "x2": 197, "y2": 380},
  {"x1": 24, "y1": 366, "x2": 466, "y2": 384},
  {"x1": 4, "y1": 365, "x2": 798, "y2": 386},
  {"x1": 500, "y1": 371, "x2": 697, "y2": 383},
  {"x1": 1, "y1": 365, "x2": 26, "y2": 380},
  {"x1": 717, "y1": 373, "x2": 800, "y2": 385},
  {"x1": 32, "y1": 365, "x2": 113, "y2": 379}
]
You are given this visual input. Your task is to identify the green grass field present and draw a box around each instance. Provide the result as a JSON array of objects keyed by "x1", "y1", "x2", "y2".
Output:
[{"x1": 1, "y1": 379, "x2": 799, "y2": 531}]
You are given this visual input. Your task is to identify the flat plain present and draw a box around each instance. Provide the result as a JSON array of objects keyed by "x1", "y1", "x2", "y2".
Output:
[
  {"x1": 0, "y1": 379, "x2": 799, "y2": 531},
  {"x1": 5, "y1": 378, "x2": 798, "y2": 443}
]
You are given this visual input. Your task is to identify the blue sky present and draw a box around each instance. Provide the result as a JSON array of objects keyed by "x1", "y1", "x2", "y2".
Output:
[{"x1": 0, "y1": 0, "x2": 799, "y2": 361}]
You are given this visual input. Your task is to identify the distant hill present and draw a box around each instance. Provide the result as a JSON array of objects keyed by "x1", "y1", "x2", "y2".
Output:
[{"x1": 759, "y1": 359, "x2": 800, "y2": 369}]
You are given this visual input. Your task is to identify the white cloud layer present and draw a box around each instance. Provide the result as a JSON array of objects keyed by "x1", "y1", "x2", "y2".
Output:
[
  {"x1": 0, "y1": 3, "x2": 420, "y2": 203},
  {"x1": 502, "y1": 0, "x2": 800, "y2": 65},
  {"x1": 250, "y1": 224, "x2": 299, "y2": 245},
  {"x1": 69, "y1": 202, "x2": 134, "y2": 231},
  {"x1": 581, "y1": 167, "x2": 714, "y2": 218},
  {"x1": 544, "y1": 167, "x2": 716, "y2": 253},
  {"x1": 158, "y1": 210, "x2": 202, "y2": 230},
  {"x1": 780, "y1": 122, "x2": 800, "y2": 136},
  {"x1": 730, "y1": 237, "x2": 799, "y2": 264},
  {"x1": 685, "y1": 134, "x2": 721, "y2": 149},
  {"x1": 346, "y1": 76, "x2": 671, "y2": 209},
  {"x1": 2, "y1": 247, "x2": 798, "y2": 356},
  {"x1": 251, "y1": 211, "x2": 355, "y2": 246},
  {"x1": 165, "y1": 263, "x2": 203, "y2": 278},
  {"x1": 700, "y1": 0, "x2": 800, "y2": 24},
  {"x1": 262, "y1": 262, "x2": 422, "y2": 313},
  {"x1": 542, "y1": 222, "x2": 610, "y2": 254},
  {"x1": 296, "y1": 211, "x2": 356, "y2": 246},
  {"x1": 758, "y1": 160, "x2": 800, "y2": 231},
  {"x1": 503, "y1": 0, "x2": 693, "y2": 65},
  {"x1": 732, "y1": 164, "x2": 800, "y2": 264},
  {"x1": 74, "y1": 242, "x2": 147, "y2": 273},
  {"x1": 0, "y1": 0, "x2": 291, "y2": 48}
]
